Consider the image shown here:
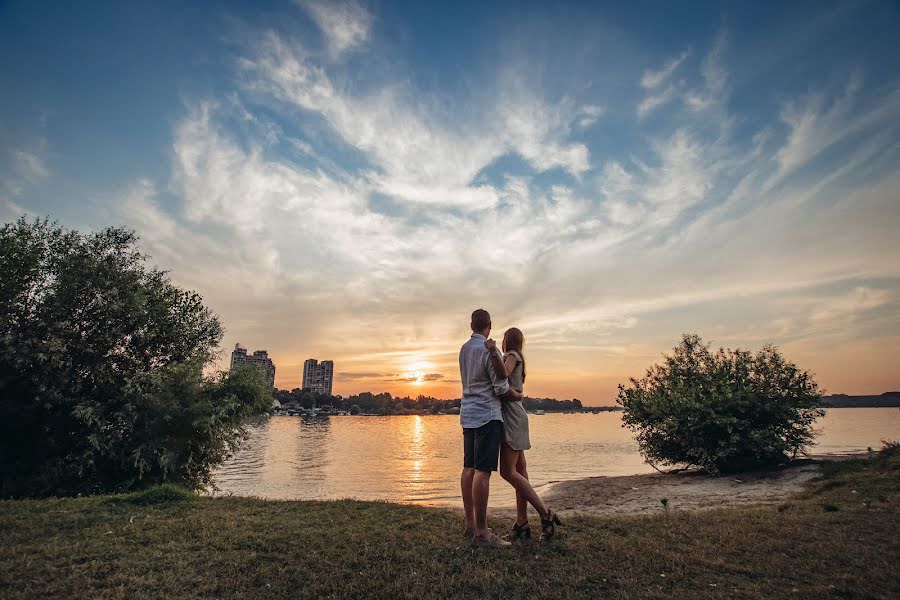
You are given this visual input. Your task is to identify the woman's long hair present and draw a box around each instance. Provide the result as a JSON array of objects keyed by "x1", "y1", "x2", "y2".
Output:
[{"x1": 502, "y1": 327, "x2": 526, "y2": 382}]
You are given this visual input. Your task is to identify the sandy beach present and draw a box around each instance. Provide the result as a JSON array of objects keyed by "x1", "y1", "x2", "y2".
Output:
[
  {"x1": 493, "y1": 455, "x2": 868, "y2": 518},
  {"x1": 538, "y1": 464, "x2": 822, "y2": 516}
]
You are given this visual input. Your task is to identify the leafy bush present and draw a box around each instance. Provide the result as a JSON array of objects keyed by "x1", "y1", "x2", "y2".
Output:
[
  {"x1": 0, "y1": 218, "x2": 272, "y2": 497},
  {"x1": 617, "y1": 334, "x2": 824, "y2": 474}
]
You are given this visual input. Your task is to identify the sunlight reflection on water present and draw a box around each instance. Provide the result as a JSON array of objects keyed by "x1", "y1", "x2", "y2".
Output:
[{"x1": 212, "y1": 408, "x2": 900, "y2": 507}]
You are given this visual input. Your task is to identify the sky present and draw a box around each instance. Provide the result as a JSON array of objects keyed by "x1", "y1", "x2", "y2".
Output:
[{"x1": 1, "y1": 1, "x2": 899, "y2": 404}]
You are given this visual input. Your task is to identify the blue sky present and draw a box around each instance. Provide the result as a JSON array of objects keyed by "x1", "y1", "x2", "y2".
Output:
[{"x1": 2, "y1": 0, "x2": 899, "y2": 401}]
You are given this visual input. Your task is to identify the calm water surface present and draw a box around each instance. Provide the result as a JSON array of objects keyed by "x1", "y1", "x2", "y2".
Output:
[{"x1": 212, "y1": 408, "x2": 900, "y2": 507}]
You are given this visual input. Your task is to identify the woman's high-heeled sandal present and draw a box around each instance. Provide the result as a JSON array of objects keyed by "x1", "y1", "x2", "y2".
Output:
[
  {"x1": 510, "y1": 520, "x2": 531, "y2": 540},
  {"x1": 540, "y1": 509, "x2": 562, "y2": 541}
]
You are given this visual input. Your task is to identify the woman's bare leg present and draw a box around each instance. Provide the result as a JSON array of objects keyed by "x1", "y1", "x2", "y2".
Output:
[
  {"x1": 500, "y1": 443, "x2": 548, "y2": 522},
  {"x1": 498, "y1": 446, "x2": 523, "y2": 523},
  {"x1": 514, "y1": 450, "x2": 528, "y2": 524},
  {"x1": 516, "y1": 449, "x2": 529, "y2": 479}
]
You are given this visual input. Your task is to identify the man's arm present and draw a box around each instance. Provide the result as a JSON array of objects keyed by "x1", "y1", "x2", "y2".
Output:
[{"x1": 502, "y1": 387, "x2": 523, "y2": 402}]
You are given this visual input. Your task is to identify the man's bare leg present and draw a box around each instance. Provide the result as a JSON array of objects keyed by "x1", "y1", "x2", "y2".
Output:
[
  {"x1": 472, "y1": 469, "x2": 492, "y2": 538},
  {"x1": 461, "y1": 467, "x2": 475, "y2": 534}
]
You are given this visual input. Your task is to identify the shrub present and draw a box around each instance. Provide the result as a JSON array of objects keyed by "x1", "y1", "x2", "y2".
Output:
[
  {"x1": 116, "y1": 484, "x2": 196, "y2": 506},
  {"x1": 0, "y1": 217, "x2": 272, "y2": 497},
  {"x1": 617, "y1": 334, "x2": 824, "y2": 474}
]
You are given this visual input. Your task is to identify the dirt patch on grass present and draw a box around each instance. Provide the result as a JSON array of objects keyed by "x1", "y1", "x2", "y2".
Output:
[{"x1": 537, "y1": 463, "x2": 823, "y2": 517}]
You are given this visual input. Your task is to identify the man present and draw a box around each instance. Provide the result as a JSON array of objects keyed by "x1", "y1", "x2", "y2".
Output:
[{"x1": 459, "y1": 308, "x2": 523, "y2": 547}]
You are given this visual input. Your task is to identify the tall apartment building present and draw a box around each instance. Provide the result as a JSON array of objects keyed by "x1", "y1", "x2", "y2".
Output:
[
  {"x1": 302, "y1": 358, "x2": 334, "y2": 395},
  {"x1": 230, "y1": 344, "x2": 276, "y2": 388}
]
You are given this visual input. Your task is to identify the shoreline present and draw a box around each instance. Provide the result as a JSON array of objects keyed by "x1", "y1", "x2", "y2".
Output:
[
  {"x1": 209, "y1": 452, "x2": 873, "y2": 512},
  {"x1": 524, "y1": 453, "x2": 871, "y2": 517},
  {"x1": 445, "y1": 452, "x2": 871, "y2": 516}
]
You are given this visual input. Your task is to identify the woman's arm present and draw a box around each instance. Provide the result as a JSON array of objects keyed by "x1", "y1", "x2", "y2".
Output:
[
  {"x1": 485, "y1": 340, "x2": 509, "y2": 378},
  {"x1": 500, "y1": 354, "x2": 521, "y2": 402},
  {"x1": 503, "y1": 354, "x2": 517, "y2": 375}
]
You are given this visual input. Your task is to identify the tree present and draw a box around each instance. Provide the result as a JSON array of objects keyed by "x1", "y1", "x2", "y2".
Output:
[
  {"x1": 616, "y1": 334, "x2": 824, "y2": 474},
  {"x1": 0, "y1": 218, "x2": 271, "y2": 497},
  {"x1": 349, "y1": 404, "x2": 361, "y2": 415}
]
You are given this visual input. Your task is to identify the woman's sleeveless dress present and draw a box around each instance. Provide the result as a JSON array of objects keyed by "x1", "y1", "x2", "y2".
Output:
[{"x1": 501, "y1": 350, "x2": 531, "y2": 450}]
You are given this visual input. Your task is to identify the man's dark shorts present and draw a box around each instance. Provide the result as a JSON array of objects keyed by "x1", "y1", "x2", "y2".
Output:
[{"x1": 463, "y1": 420, "x2": 504, "y2": 472}]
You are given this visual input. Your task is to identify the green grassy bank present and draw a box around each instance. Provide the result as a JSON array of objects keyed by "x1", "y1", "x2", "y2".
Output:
[{"x1": 2, "y1": 450, "x2": 897, "y2": 600}]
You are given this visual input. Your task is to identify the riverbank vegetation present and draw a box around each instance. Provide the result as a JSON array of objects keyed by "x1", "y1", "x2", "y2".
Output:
[
  {"x1": 0, "y1": 218, "x2": 271, "y2": 498},
  {"x1": 618, "y1": 334, "x2": 824, "y2": 474},
  {"x1": 274, "y1": 388, "x2": 592, "y2": 415},
  {"x1": 2, "y1": 446, "x2": 896, "y2": 599}
]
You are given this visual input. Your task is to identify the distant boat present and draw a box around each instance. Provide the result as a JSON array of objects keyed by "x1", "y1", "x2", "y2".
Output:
[{"x1": 533, "y1": 409, "x2": 545, "y2": 415}]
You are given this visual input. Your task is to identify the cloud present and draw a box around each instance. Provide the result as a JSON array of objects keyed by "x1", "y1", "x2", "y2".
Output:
[
  {"x1": 640, "y1": 50, "x2": 689, "y2": 89},
  {"x1": 596, "y1": 128, "x2": 712, "y2": 234},
  {"x1": 765, "y1": 74, "x2": 900, "y2": 191},
  {"x1": 636, "y1": 85, "x2": 679, "y2": 118},
  {"x1": 241, "y1": 33, "x2": 503, "y2": 203},
  {"x1": 0, "y1": 195, "x2": 28, "y2": 219},
  {"x1": 684, "y1": 32, "x2": 727, "y2": 112},
  {"x1": 241, "y1": 32, "x2": 594, "y2": 193},
  {"x1": 497, "y1": 92, "x2": 591, "y2": 176},
  {"x1": 636, "y1": 36, "x2": 728, "y2": 119},
  {"x1": 577, "y1": 104, "x2": 605, "y2": 128},
  {"x1": 385, "y1": 372, "x2": 444, "y2": 383},
  {"x1": 14, "y1": 151, "x2": 48, "y2": 180},
  {"x1": 810, "y1": 287, "x2": 892, "y2": 324},
  {"x1": 335, "y1": 372, "x2": 388, "y2": 382},
  {"x1": 299, "y1": 0, "x2": 372, "y2": 58},
  {"x1": 2, "y1": 142, "x2": 50, "y2": 201}
]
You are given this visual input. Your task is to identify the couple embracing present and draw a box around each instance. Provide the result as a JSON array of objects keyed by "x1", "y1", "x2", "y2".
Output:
[{"x1": 459, "y1": 308, "x2": 561, "y2": 548}]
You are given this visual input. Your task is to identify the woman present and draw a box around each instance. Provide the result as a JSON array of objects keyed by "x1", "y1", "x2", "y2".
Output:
[{"x1": 486, "y1": 328, "x2": 561, "y2": 541}]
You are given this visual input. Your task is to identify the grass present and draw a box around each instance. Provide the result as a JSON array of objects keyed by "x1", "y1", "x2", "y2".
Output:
[{"x1": 1, "y1": 449, "x2": 897, "y2": 600}]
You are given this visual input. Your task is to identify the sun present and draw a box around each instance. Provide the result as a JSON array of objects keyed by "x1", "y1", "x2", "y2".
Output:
[{"x1": 401, "y1": 361, "x2": 434, "y2": 386}]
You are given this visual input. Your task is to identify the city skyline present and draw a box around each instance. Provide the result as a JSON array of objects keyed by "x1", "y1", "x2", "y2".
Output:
[{"x1": 2, "y1": 1, "x2": 899, "y2": 404}]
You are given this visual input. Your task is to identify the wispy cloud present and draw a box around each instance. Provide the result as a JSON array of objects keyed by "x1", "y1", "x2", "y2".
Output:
[
  {"x1": 765, "y1": 74, "x2": 900, "y2": 191},
  {"x1": 640, "y1": 50, "x2": 689, "y2": 89},
  {"x1": 0, "y1": 195, "x2": 28, "y2": 220},
  {"x1": 577, "y1": 104, "x2": 605, "y2": 128},
  {"x1": 636, "y1": 36, "x2": 729, "y2": 120},
  {"x1": 637, "y1": 49, "x2": 689, "y2": 118},
  {"x1": 637, "y1": 85, "x2": 679, "y2": 118},
  {"x1": 810, "y1": 287, "x2": 892, "y2": 324},
  {"x1": 14, "y1": 151, "x2": 48, "y2": 180},
  {"x1": 298, "y1": 0, "x2": 372, "y2": 58},
  {"x1": 496, "y1": 88, "x2": 591, "y2": 176}
]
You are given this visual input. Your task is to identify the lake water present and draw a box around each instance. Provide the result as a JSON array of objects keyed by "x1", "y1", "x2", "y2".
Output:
[{"x1": 212, "y1": 408, "x2": 900, "y2": 507}]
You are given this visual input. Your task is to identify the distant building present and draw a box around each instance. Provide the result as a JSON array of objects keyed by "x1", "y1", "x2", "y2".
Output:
[
  {"x1": 230, "y1": 344, "x2": 276, "y2": 387},
  {"x1": 302, "y1": 358, "x2": 334, "y2": 395}
]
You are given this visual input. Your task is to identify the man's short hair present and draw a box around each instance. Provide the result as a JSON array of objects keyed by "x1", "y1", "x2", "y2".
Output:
[{"x1": 471, "y1": 309, "x2": 491, "y2": 332}]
